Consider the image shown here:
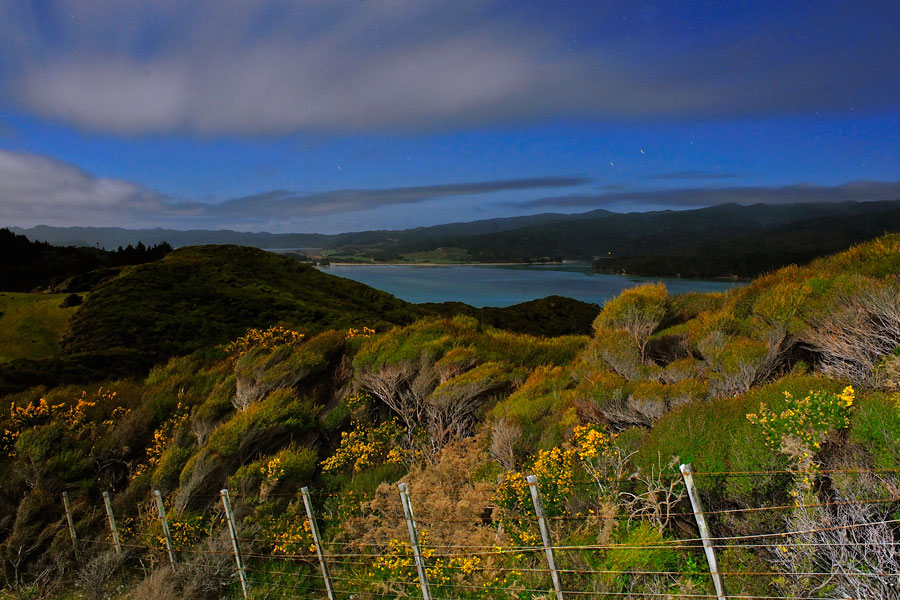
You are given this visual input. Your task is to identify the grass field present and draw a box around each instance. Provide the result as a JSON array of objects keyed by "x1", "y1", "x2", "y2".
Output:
[{"x1": 0, "y1": 292, "x2": 80, "y2": 363}]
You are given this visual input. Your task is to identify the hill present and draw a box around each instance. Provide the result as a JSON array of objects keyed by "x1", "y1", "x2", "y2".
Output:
[
  {"x1": 13, "y1": 201, "x2": 900, "y2": 275},
  {"x1": 3, "y1": 236, "x2": 900, "y2": 598},
  {"x1": 10, "y1": 210, "x2": 592, "y2": 250},
  {"x1": 60, "y1": 245, "x2": 425, "y2": 361},
  {"x1": 592, "y1": 203, "x2": 900, "y2": 277},
  {"x1": 0, "y1": 245, "x2": 600, "y2": 394}
]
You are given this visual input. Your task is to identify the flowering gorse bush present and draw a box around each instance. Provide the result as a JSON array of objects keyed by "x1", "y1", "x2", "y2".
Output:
[
  {"x1": 572, "y1": 424, "x2": 627, "y2": 501},
  {"x1": 321, "y1": 419, "x2": 406, "y2": 474},
  {"x1": 2, "y1": 388, "x2": 124, "y2": 457},
  {"x1": 2, "y1": 398, "x2": 65, "y2": 456},
  {"x1": 224, "y1": 325, "x2": 305, "y2": 361},
  {"x1": 369, "y1": 532, "x2": 518, "y2": 599},
  {"x1": 346, "y1": 326, "x2": 376, "y2": 339},
  {"x1": 747, "y1": 386, "x2": 855, "y2": 496},
  {"x1": 493, "y1": 424, "x2": 627, "y2": 546},
  {"x1": 132, "y1": 402, "x2": 190, "y2": 479},
  {"x1": 264, "y1": 515, "x2": 316, "y2": 556}
]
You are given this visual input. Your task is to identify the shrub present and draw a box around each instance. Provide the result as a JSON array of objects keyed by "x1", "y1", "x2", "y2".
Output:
[
  {"x1": 490, "y1": 365, "x2": 577, "y2": 451},
  {"x1": 747, "y1": 385, "x2": 854, "y2": 497},
  {"x1": 850, "y1": 392, "x2": 900, "y2": 469},
  {"x1": 636, "y1": 375, "x2": 843, "y2": 498},
  {"x1": 591, "y1": 330, "x2": 642, "y2": 380},
  {"x1": 206, "y1": 389, "x2": 318, "y2": 460},
  {"x1": 151, "y1": 446, "x2": 194, "y2": 494},
  {"x1": 799, "y1": 277, "x2": 900, "y2": 385},
  {"x1": 233, "y1": 330, "x2": 343, "y2": 410},
  {"x1": 703, "y1": 335, "x2": 771, "y2": 397},
  {"x1": 594, "y1": 283, "x2": 668, "y2": 361},
  {"x1": 604, "y1": 522, "x2": 680, "y2": 590}
]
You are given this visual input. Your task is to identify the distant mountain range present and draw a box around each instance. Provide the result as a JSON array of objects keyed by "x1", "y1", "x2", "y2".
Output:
[
  {"x1": 10, "y1": 199, "x2": 900, "y2": 277},
  {"x1": 9, "y1": 210, "x2": 597, "y2": 250}
]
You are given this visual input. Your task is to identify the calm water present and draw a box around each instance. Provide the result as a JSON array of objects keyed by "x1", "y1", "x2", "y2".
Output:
[{"x1": 321, "y1": 263, "x2": 744, "y2": 307}]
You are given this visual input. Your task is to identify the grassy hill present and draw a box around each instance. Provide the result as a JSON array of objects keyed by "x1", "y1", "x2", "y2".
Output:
[
  {"x1": 61, "y1": 245, "x2": 425, "y2": 360},
  {"x1": 0, "y1": 292, "x2": 80, "y2": 363},
  {"x1": 0, "y1": 245, "x2": 600, "y2": 394}
]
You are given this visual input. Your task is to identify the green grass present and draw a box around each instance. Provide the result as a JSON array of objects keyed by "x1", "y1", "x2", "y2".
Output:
[{"x1": 0, "y1": 292, "x2": 80, "y2": 363}]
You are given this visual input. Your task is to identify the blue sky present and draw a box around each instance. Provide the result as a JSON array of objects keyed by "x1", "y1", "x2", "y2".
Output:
[{"x1": 0, "y1": 0, "x2": 898, "y2": 233}]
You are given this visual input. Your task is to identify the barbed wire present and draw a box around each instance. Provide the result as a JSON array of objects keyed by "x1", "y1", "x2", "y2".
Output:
[{"x1": 56, "y1": 473, "x2": 900, "y2": 600}]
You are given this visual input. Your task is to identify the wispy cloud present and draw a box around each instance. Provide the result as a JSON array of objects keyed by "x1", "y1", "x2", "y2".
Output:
[
  {"x1": 211, "y1": 177, "x2": 590, "y2": 218},
  {"x1": 516, "y1": 181, "x2": 900, "y2": 209},
  {"x1": 0, "y1": 149, "x2": 587, "y2": 229},
  {"x1": 0, "y1": 1, "x2": 896, "y2": 136}
]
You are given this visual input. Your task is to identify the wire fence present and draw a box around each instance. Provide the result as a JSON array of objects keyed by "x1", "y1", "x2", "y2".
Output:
[{"x1": 57, "y1": 466, "x2": 900, "y2": 600}]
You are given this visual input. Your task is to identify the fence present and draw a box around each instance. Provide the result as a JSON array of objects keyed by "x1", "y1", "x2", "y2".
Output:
[{"x1": 56, "y1": 465, "x2": 900, "y2": 600}]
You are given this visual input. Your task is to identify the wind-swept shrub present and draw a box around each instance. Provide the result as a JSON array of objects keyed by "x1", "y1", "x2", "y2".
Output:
[
  {"x1": 702, "y1": 334, "x2": 772, "y2": 397},
  {"x1": 799, "y1": 277, "x2": 900, "y2": 385},
  {"x1": 593, "y1": 283, "x2": 668, "y2": 361},
  {"x1": 591, "y1": 329, "x2": 643, "y2": 380},
  {"x1": 176, "y1": 389, "x2": 318, "y2": 509},
  {"x1": 425, "y1": 361, "x2": 518, "y2": 450},
  {"x1": 233, "y1": 329, "x2": 343, "y2": 410},
  {"x1": 491, "y1": 365, "x2": 577, "y2": 451}
]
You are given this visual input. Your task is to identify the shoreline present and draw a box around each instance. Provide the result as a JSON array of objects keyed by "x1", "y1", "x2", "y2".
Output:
[
  {"x1": 320, "y1": 262, "x2": 751, "y2": 283},
  {"x1": 324, "y1": 261, "x2": 559, "y2": 267}
]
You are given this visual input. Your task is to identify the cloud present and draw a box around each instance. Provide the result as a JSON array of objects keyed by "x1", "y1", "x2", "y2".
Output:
[
  {"x1": 0, "y1": 149, "x2": 199, "y2": 227},
  {"x1": 0, "y1": 1, "x2": 896, "y2": 135},
  {"x1": 211, "y1": 177, "x2": 590, "y2": 218},
  {"x1": 0, "y1": 149, "x2": 587, "y2": 229},
  {"x1": 516, "y1": 181, "x2": 900, "y2": 210}
]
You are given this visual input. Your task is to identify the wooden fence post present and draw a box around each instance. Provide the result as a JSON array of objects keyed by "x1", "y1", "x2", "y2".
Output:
[
  {"x1": 301, "y1": 486, "x2": 336, "y2": 600},
  {"x1": 398, "y1": 482, "x2": 432, "y2": 600},
  {"x1": 153, "y1": 490, "x2": 177, "y2": 571},
  {"x1": 102, "y1": 491, "x2": 122, "y2": 555},
  {"x1": 526, "y1": 475, "x2": 565, "y2": 600},
  {"x1": 62, "y1": 492, "x2": 81, "y2": 563},
  {"x1": 220, "y1": 489, "x2": 250, "y2": 599},
  {"x1": 680, "y1": 464, "x2": 726, "y2": 600}
]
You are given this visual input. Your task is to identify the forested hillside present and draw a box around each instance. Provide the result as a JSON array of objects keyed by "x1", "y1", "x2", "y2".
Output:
[
  {"x1": 0, "y1": 228, "x2": 172, "y2": 293},
  {"x1": 593, "y1": 204, "x2": 900, "y2": 278},
  {"x1": 3, "y1": 236, "x2": 900, "y2": 599},
  {"x1": 15, "y1": 200, "x2": 900, "y2": 276}
]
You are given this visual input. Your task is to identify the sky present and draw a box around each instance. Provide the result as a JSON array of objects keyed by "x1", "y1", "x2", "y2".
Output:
[{"x1": 0, "y1": 0, "x2": 898, "y2": 234}]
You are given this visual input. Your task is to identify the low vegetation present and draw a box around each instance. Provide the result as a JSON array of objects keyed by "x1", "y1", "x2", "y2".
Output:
[
  {"x1": 4, "y1": 235, "x2": 900, "y2": 599},
  {"x1": 0, "y1": 292, "x2": 81, "y2": 363}
]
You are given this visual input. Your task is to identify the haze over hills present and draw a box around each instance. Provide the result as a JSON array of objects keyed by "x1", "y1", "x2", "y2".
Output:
[
  {"x1": 10, "y1": 200, "x2": 900, "y2": 277},
  {"x1": 9, "y1": 210, "x2": 600, "y2": 251}
]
